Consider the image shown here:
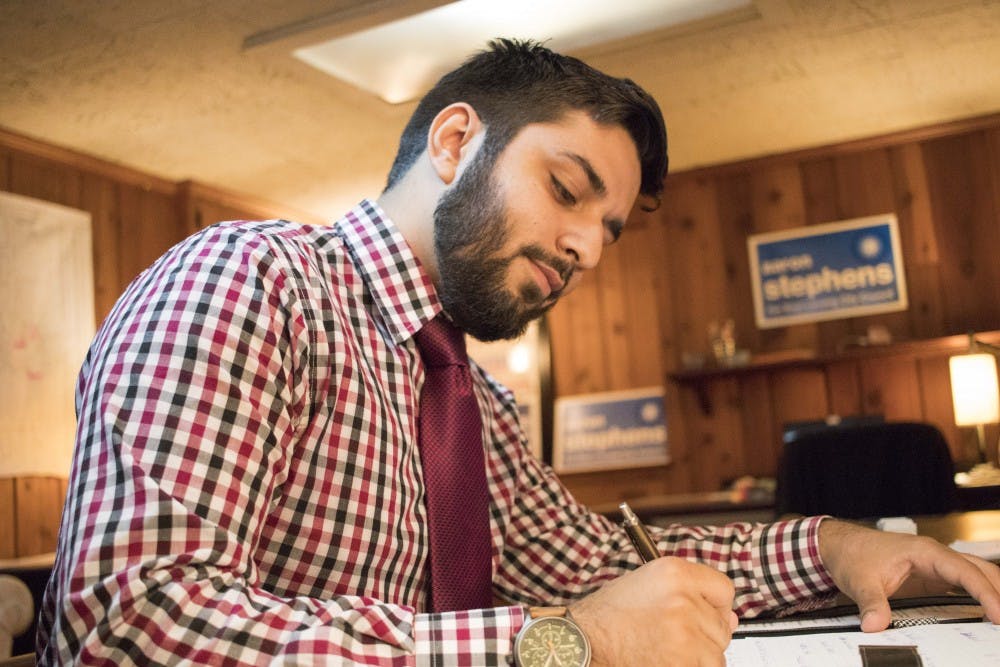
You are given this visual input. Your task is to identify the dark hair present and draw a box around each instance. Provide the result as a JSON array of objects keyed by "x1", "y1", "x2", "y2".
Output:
[{"x1": 383, "y1": 38, "x2": 668, "y2": 207}]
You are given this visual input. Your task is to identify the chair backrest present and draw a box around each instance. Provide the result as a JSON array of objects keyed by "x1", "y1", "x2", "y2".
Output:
[
  {"x1": 782, "y1": 414, "x2": 885, "y2": 443},
  {"x1": 775, "y1": 421, "x2": 956, "y2": 519}
]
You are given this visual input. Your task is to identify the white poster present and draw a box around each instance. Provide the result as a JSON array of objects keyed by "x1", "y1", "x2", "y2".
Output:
[{"x1": 0, "y1": 192, "x2": 94, "y2": 476}]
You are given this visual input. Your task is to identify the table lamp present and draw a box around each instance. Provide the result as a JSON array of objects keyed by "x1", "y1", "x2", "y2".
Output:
[{"x1": 949, "y1": 335, "x2": 1000, "y2": 466}]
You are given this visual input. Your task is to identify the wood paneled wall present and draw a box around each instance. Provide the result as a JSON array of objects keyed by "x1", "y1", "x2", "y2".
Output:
[
  {"x1": 0, "y1": 129, "x2": 324, "y2": 556},
  {"x1": 3, "y1": 115, "x2": 1000, "y2": 547},
  {"x1": 0, "y1": 477, "x2": 66, "y2": 559},
  {"x1": 550, "y1": 113, "x2": 1000, "y2": 506},
  {"x1": 0, "y1": 129, "x2": 323, "y2": 324}
]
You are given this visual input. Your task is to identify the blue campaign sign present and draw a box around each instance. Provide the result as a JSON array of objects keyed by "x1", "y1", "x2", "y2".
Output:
[
  {"x1": 747, "y1": 214, "x2": 908, "y2": 329},
  {"x1": 553, "y1": 387, "x2": 668, "y2": 473}
]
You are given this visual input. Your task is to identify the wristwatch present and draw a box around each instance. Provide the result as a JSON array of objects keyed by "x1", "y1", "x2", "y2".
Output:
[{"x1": 512, "y1": 606, "x2": 591, "y2": 667}]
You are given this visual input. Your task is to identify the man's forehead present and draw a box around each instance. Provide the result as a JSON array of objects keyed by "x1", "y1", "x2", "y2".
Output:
[{"x1": 509, "y1": 113, "x2": 639, "y2": 164}]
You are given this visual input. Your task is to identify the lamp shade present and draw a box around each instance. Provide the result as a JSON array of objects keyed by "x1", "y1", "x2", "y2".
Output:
[{"x1": 949, "y1": 353, "x2": 1000, "y2": 426}]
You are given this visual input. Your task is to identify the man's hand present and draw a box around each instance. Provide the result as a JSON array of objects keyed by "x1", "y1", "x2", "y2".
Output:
[
  {"x1": 570, "y1": 556, "x2": 737, "y2": 667},
  {"x1": 819, "y1": 519, "x2": 1000, "y2": 632}
]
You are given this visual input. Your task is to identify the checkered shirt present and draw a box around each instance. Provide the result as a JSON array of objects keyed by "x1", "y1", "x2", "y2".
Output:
[{"x1": 37, "y1": 199, "x2": 835, "y2": 665}]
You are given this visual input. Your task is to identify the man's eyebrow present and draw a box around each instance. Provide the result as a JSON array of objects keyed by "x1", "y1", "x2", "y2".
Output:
[{"x1": 560, "y1": 151, "x2": 606, "y2": 196}]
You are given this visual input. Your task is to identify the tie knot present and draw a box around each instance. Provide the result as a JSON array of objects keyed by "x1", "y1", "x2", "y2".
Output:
[{"x1": 415, "y1": 316, "x2": 468, "y2": 368}]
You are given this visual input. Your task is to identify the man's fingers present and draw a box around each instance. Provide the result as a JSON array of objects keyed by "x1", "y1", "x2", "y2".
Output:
[
  {"x1": 653, "y1": 557, "x2": 735, "y2": 609},
  {"x1": 820, "y1": 520, "x2": 1000, "y2": 633},
  {"x1": 932, "y1": 554, "x2": 1000, "y2": 623},
  {"x1": 852, "y1": 582, "x2": 893, "y2": 632},
  {"x1": 649, "y1": 557, "x2": 737, "y2": 649},
  {"x1": 687, "y1": 593, "x2": 735, "y2": 651},
  {"x1": 969, "y1": 555, "x2": 1000, "y2": 622},
  {"x1": 572, "y1": 558, "x2": 738, "y2": 666}
]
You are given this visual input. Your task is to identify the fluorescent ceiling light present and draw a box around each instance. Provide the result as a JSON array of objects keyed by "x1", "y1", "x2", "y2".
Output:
[{"x1": 294, "y1": 0, "x2": 752, "y2": 104}]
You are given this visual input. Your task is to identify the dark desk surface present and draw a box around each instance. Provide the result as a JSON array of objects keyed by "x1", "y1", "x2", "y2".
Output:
[
  {"x1": 595, "y1": 483, "x2": 1000, "y2": 526},
  {"x1": 593, "y1": 490, "x2": 774, "y2": 522}
]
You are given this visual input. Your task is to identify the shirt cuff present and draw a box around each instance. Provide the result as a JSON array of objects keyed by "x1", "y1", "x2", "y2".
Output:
[
  {"x1": 757, "y1": 515, "x2": 838, "y2": 609},
  {"x1": 414, "y1": 606, "x2": 526, "y2": 666}
]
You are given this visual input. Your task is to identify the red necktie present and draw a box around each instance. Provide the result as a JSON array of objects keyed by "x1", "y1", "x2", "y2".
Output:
[{"x1": 415, "y1": 315, "x2": 493, "y2": 612}]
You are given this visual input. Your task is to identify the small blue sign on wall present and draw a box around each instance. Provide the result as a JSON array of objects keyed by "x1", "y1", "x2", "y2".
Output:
[
  {"x1": 553, "y1": 387, "x2": 668, "y2": 473},
  {"x1": 747, "y1": 214, "x2": 908, "y2": 329}
]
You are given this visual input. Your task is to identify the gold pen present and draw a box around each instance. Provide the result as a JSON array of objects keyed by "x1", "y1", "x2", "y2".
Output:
[{"x1": 620, "y1": 502, "x2": 661, "y2": 563}]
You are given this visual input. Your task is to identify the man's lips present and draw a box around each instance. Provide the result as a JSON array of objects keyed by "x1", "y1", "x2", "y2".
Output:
[{"x1": 530, "y1": 259, "x2": 566, "y2": 298}]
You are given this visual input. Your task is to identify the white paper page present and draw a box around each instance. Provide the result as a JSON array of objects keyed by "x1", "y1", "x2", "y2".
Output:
[
  {"x1": 950, "y1": 539, "x2": 1000, "y2": 560},
  {"x1": 725, "y1": 621, "x2": 1000, "y2": 667}
]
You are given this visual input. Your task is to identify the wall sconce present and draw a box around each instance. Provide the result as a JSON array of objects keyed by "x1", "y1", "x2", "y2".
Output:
[{"x1": 949, "y1": 333, "x2": 1000, "y2": 466}]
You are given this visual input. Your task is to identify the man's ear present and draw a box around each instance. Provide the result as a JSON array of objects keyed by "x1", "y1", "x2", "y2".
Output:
[{"x1": 427, "y1": 103, "x2": 483, "y2": 185}]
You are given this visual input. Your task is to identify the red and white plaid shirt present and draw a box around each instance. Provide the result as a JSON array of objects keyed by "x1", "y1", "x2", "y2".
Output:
[{"x1": 38, "y1": 199, "x2": 835, "y2": 665}]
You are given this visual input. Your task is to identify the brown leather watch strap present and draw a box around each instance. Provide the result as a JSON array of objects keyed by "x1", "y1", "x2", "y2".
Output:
[{"x1": 527, "y1": 606, "x2": 568, "y2": 619}]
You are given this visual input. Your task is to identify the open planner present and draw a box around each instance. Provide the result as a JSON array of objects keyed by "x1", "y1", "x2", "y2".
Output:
[{"x1": 725, "y1": 595, "x2": 998, "y2": 666}]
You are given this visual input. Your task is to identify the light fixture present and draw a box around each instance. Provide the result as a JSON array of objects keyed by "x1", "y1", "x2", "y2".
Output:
[
  {"x1": 290, "y1": 0, "x2": 754, "y2": 104},
  {"x1": 506, "y1": 342, "x2": 533, "y2": 375},
  {"x1": 949, "y1": 333, "x2": 1000, "y2": 468}
]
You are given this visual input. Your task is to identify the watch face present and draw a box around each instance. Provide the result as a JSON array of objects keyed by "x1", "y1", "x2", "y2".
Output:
[{"x1": 514, "y1": 616, "x2": 591, "y2": 667}]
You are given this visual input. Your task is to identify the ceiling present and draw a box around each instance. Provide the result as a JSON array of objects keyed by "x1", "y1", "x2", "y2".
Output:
[{"x1": 2, "y1": 0, "x2": 999, "y2": 220}]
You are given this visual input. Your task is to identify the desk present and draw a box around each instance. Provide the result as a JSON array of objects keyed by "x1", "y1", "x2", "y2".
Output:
[
  {"x1": 912, "y1": 509, "x2": 1000, "y2": 546},
  {"x1": 599, "y1": 484, "x2": 1000, "y2": 529}
]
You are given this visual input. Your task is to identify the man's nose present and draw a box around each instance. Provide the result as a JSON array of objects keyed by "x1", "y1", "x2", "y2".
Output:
[{"x1": 556, "y1": 215, "x2": 605, "y2": 271}]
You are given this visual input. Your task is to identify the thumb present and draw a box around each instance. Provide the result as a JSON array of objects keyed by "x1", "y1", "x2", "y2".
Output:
[{"x1": 855, "y1": 585, "x2": 892, "y2": 632}]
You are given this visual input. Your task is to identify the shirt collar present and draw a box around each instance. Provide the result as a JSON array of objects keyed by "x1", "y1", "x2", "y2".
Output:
[{"x1": 333, "y1": 199, "x2": 441, "y2": 346}]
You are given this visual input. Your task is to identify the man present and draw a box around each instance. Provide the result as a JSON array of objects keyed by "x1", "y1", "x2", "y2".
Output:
[{"x1": 38, "y1": 39, "x2": 1000, "y2": 666}]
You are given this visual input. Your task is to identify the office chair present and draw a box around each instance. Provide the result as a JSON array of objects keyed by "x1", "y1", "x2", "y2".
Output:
[
  {"x1": 782, "y1": 414, "x2": 885, "y2": 444},
  {"x1": 775, "y1": 421, "x2": 957, "y2": 519}
]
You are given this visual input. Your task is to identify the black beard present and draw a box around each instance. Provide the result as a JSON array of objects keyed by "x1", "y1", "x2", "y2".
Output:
[{"x1": 432, "y1": 149, "x2": 569, "y2": 341}]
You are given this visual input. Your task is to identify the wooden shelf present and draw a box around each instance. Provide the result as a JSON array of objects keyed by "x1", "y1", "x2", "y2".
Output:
[{"x1": 668, "y1": 330, "x2": 1000, "y2": 415}]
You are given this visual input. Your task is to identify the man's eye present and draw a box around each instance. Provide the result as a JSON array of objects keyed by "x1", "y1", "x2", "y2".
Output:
[{"x1": 551, "y1": 176, "x2": 577, "y2": 205}]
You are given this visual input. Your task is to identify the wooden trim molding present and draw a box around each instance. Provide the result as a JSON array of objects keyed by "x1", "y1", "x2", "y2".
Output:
[
  {"x1": 673, "y1": 111, "x2": 1000, "y2": 180},
  {"x1": 177, "y1": 180, "x2": 325, "y2": 226},
  {"x1": 0, "y1": 127, "x2": 176, "y2": 196}
]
